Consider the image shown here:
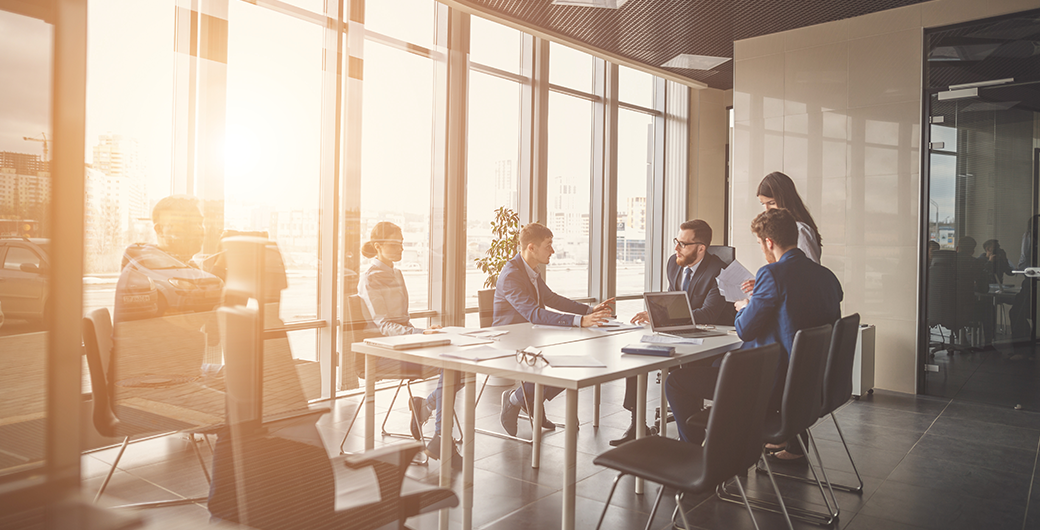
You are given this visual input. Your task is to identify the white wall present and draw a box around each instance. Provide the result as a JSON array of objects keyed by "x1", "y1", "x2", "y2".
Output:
[{"x1": 731, "y1": 0, "x2": 1040, "y2": 393}]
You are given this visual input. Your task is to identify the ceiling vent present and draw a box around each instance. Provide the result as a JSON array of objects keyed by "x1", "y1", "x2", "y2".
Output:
[{"x1": 661, "y1": 54, "x2": 731, "y2": 70}]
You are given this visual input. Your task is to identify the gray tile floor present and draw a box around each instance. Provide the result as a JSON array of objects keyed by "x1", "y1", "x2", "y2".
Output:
[{"x1": 84, "y1": 378, "x2": 1040, "y2": 529}]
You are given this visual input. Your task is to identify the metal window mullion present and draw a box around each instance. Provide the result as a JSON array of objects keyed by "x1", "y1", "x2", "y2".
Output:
[
  {"x1": 647, "y1": 77, "x2": 667, "y2": 293},
  {"x1": 441, "y1": 9, "x2": 469, "y2": 327},
  {"x1": 655, "y1": 81, "x2": 688, "y2": 292},
  {"x1": 363, "y1": 28, "x2": 444, "y2": 61},
  {"x1": 590, "y1": 59, "x2": 617, "y2": 303},
  {"x1": 315, "y1": 0, "x2": 343, "y2": 400},
  {"x1": 48, "y1": 0, "x2": 88, "y2": 491},
  {"x1": 618, "y1": 100, "x2": 660, "y2": 116},
  {"x1": 548, "y1": 83, "x2": 599, "y2": 102},
  {"x1": 470, "y1": 61, "x2": 527, "y2": 84},
  {"x1": 338, "y1": 1, "x2": 365, "y2": 392}
]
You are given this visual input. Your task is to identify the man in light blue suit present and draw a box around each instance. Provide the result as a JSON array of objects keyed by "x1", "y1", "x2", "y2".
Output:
[
  {"x1": 667, "y1": 208, "x2": 842, "y2": 455},
  {"x1": 494, "y1": 222, "x2": 613, "y2": 436}
]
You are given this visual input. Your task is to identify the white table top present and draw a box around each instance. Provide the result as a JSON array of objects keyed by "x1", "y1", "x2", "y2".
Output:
[{"x1": 351, "y1": 322, "x2": 744, "y2": 390}]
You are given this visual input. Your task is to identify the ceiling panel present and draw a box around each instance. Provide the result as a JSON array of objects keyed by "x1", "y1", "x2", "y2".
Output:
[{"x1": 460, "y1": 0, "x2": 930, "y2": 89}]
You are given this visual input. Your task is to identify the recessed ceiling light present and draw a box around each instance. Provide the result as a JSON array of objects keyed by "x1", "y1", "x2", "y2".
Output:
[
  {"x1": 551, "y1": 0, "x2": 630, "y2": 8},
  {"x1": 661, "y1": 54, "x2": 731, "y2": 70}
]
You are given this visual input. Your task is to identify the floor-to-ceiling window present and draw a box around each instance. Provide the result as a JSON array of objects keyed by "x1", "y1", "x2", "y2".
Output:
[
  {"x1": 615, "y1": 65, "x2": 660, "y2": 316},
  {"x1": 546, "y1": 42, "x2": 596, "y2": 300},
  {"x1": 465, "y1": 16, "x2": 524, "y2": 327}
]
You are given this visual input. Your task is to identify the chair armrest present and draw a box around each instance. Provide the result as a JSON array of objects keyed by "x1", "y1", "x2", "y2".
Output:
[
  {"x1": 335, "y1": 441, "x2": 423, "y2": 502},
  {"x1": 341, "y1": 440, "x2": 423, "y2": 469}
]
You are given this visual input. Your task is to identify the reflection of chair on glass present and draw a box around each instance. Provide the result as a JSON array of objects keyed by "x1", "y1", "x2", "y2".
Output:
[
  {"x1": 82, "y1": 307, "x2": 211, "y2": 508},
  {"x1": 592, "y1": 344, "x2": 785, "y2": 530},
  {"x1": 210, "y1": 237, "x2": 457, "y2": 529}
]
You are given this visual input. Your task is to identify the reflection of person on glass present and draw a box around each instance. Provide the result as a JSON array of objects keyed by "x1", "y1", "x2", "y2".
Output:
[
  {"x1": 977, "y1": 239, "x2": 1012, "y2": 349},
  {"x1": 114, "y1": 195, "x2": 222, "y2": 321},
  {"x1": 741, "y1": 171, "x2": 823, "y2": 295},
  {"x1": 1010, "y1": 215, "x2": 1040, "y2": 360},
  {"x1": 358, "y1": 222, "x2": 460, "y2": 464},
  {"x1": 494, "y1": 222, "x2": 613, "y2": 437}
]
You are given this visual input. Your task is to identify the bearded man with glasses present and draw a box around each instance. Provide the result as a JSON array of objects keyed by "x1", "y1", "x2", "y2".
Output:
[{"x1": 613, "y1": 219, "x2": 735, "y2": 446}]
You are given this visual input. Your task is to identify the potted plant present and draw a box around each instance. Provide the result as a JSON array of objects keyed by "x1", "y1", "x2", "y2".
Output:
[{"x1": 474, "y1": 206, "x2": 520, "y2": 327}]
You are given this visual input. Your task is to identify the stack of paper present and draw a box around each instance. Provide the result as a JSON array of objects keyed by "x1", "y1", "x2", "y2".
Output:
[{"x1": 715, "y1": 260, "x2": 756, "y2": 302}]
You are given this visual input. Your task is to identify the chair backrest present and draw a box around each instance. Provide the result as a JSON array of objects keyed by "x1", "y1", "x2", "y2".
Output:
[
  {"x1": 707, "y1": 245, "x2": 736, "y2": 266},
  {"x1": 772, "y1": 324, "x2": 832, "y2": 441},
  {"x1": 702, "y1": 343, "x2": 782, "y2": 486},
  {"x1": 477, "y1": 288, "x2": 495, "y2": 328},
  {"x1": 821, "y1": 314, "x2": 861, "y2": 416},
  {"x1": 82, "y1": 307, "x2": 120, "y2": 437}
]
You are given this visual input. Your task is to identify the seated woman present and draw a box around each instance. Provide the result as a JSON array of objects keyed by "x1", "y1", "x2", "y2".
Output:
[{"x1": 359, "y1": 222, "x2": 460, "y2": 465}]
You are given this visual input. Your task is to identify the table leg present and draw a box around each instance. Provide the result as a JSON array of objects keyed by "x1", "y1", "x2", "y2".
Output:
[
  {"x1": 440, "y1": 369, "x2": 457, "y2": 530},
  {"x1": 593, "y1": 384, "x2": 601, "y2": 428},
  {"x1": 364, "y1": 355, "x2": 375, "y2": 451},
  {"x1": 635, "y1": 373, "x2": 647, "y2": 495},
  {"x1": 531, "y1": 383, "x2": 544, "y2": 469},
  {"x1": 659, "y1": 367, "x2": 668, "y2": 438},
  {"x1": 463, "y1": 373, "x2": 475, "y2": 530},
  {"x1": 562, "y1": 388, "x2": 578, "y2": 530}
]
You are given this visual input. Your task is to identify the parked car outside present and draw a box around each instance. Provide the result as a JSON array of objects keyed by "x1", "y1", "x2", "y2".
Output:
[
  {"x1": 116, "y1": 243, "x2": 224, "y2": 320},
  {"x1": 0, "y1": 238, "x2": 50, "y2": 324}
]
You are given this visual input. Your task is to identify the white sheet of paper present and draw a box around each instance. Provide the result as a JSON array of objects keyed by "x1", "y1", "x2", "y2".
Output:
[
  {"x1": 640, "y1": 334, "x2": 704, "y2": 345},
  {"x1": 596, "y1": 319, "x2": 643, "y2": 332},
  {"x1": 542, "y1": 355, "x2": 606, "y2": 368},
  {"x1": 716, "y1": 260, "x2": 756, "y2": 302},
  {"x1": 439, "y1": 345, "x2": 515, "y2": 361}
]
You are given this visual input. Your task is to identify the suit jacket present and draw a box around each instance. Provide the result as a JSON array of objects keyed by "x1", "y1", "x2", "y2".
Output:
[
  {"x1": 493, "y1": 253, "x2": 591, "y2": 326},
  {"x1": 735, "y1": 248, "x2": 843, "y2": 361},
  {"x1": 665, "y1": 252, "x2": 735, "y2": 326}
]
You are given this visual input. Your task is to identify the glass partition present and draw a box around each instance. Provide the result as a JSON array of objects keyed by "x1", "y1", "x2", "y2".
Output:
[
  {"x1": 922, "y1": 10, "x2": 1040, "y2": 405},
  {"x1": 0, "y1": 8, "x2": 52, "y2": 478}
]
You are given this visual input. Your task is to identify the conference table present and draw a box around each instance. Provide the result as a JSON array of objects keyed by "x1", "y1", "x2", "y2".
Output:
[{"x1": 352, "y1": 323, "x2": 743, "y2": 530}]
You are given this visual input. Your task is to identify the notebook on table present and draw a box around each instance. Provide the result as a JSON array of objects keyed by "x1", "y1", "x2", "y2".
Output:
[
  {"x1": 643, "y1": 291, "x2": 728, "y2": 339},
  {"x1": 364, "y1": 334, "x2": 452, "y2": 350}
]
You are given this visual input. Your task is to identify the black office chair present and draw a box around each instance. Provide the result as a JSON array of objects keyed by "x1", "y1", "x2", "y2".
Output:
[
  {"x1": 592, "y1": 344, "x2": 785, "y2": 530},
  {"x1": 716, "y1": 324, "x2": 834, "y2": 527},
  {"x1": 707, "y1": 245, "x2": 736, "y2": 266},
  {"x1": 758, "y1": 314, "x2": 865, "y2": 493}
]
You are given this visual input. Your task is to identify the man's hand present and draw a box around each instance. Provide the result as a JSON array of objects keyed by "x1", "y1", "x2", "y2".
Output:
[
  {"x1": 423, "y1": 325, "x2": 443, "y2": 334},
  {"x1": 741, "y1": 279, "x2": 755, "y2": 294},
  {"x1": 592, "y1": 297, "x2": 616, "y2": 315},
  {"x1": 581, "y1": 308, "x2": 612, "y2": 327},
  {"x1": 630, "y1": 311, "x2": 649, "y2": 325},
  {"x1": 734, "y1": 299, "x2": 749, "y2": 312}
]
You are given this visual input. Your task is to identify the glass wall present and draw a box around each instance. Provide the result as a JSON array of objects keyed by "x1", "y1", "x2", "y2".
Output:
[
  {"x1": 921, "y1": 11, "x2": 1040, "y2": 406},
  {"x1": 0, "y1": 6, "x2": 52, "y2": 479},
  {"x1": 0, "y1": 0, "x2": 692, "y2": 509}
]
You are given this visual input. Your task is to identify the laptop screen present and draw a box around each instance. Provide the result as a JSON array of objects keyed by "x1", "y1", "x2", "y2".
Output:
[{"x1": 643, "y1": 291, "x2": 695, "y2": 331}]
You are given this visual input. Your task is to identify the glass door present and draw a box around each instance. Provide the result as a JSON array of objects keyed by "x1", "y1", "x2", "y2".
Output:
[{"x1": 923, "y1": 80, "x2": 1040, "y2": 408}]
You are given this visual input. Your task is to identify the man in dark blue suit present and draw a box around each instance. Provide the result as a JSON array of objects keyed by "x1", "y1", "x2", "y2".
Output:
[
  {"x1": 495, "y1": 222, "x2": 613, "y2": 436},
  {"x1": 613, "y1": 219, "x2": 734, "y2": 446},
  {"x1": 667, "y1": 208, "x2": 842, "y2": 451}
]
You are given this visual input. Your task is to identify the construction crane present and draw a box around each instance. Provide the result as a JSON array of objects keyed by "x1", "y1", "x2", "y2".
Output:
[{"x1": 23, "y1": 133, "x2": 48, "y2": 162}]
